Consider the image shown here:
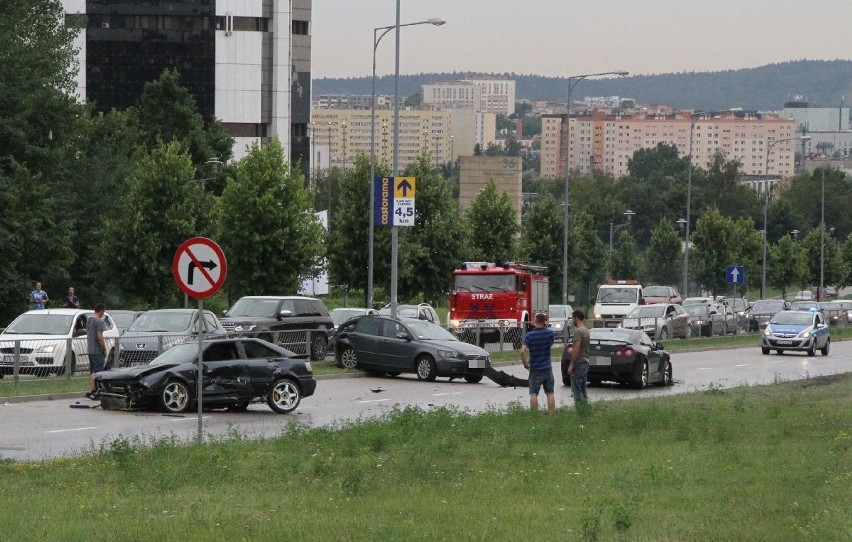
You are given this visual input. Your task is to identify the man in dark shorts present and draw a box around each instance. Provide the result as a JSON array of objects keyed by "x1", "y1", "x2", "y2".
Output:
[
  {"x1": 85, "y1": 303, "x2": 108, "y2": 400},
  {"x1": 520, "y1": 312, "x2": 556, "y2": 413},
  {"x1": 567, "y1": 309, "x2": 590, "y2": 404}
]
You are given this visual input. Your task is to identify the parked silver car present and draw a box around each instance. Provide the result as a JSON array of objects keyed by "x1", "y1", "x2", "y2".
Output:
[{"x1": 119, "y1": 309, "x2": 225, "y2": 366}]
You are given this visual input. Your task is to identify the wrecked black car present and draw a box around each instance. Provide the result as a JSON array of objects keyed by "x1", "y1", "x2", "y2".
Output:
[{"x1": 95, "y1": 338, "x2": 316, "y2": 414}]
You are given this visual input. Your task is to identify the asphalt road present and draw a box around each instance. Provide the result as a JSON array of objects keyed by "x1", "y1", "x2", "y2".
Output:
[{"x1": 1, "y1": 342, "x2": 849, "y2": 462}]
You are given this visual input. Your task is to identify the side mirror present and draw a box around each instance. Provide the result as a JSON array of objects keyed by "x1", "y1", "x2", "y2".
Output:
[
  {"x1": 655, "y1": 341, "x2": 664, "y2": 350},
  {"x1": 74, "y1": 328, "x2": 87, "y2": 337},
  {"x1": 396, "y1": 332, "x2": 412, "y2": 341},
  {"x1": 222, "y1": 309, "x2": 229, "y2": 316},
  {"x1": 278, "y1": 309, "x2": 293, "y2": 320}
]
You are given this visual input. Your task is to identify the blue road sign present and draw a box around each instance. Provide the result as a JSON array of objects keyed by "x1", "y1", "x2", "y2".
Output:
[
  {"x1": 373, "y1": 176, "x2": 416, "y2": 227},
  {"x1": 726, "y1": 265, "x2": 745, "y2": 284}
]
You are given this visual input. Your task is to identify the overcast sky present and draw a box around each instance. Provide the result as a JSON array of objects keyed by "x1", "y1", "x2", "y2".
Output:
[{"x1": 312, "y1": 0, "x2": 852, "y2": 79}]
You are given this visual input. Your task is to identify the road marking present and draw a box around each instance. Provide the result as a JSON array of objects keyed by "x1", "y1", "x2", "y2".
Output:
[
  {"x1": 734, "y1": 364, "x2": 749, "y2": 367},
  {"x1": 46, "y1": 426, "x2": 97, "y2": 433},
  {"x1": 770, "y1": 360, "x2": 785, "y2": 364},
  {"x1": 357, "y1": 399, "x2": 390, "y2": 404},
  {"x1": 696, "y1": 367, "x2": 713, "y2": 371},
  {"x1": 167, "y1": 416, "x2": 210, "y2": 422},
  {"x1": 433, "y1": 392, "x2": 463, "y2": 396}
]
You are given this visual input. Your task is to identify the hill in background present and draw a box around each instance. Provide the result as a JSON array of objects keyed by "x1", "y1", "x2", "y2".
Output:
[{"x1": 313, "y1": 59, "x2": 852, "y2": 112}]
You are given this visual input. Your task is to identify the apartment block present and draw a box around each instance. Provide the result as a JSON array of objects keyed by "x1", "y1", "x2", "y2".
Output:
[
  {"x1": 539, "y1": 111, "x2": 798, "y2": 180},
  {"x1": 423, "y1": 78, "x2": 515, "y2": 116},
  {"x1": 61, "y1": 0, "x2": 311, "y2": 166}
]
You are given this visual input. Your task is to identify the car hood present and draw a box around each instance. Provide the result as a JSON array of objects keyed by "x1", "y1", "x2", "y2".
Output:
[
  {"x1": 96, "y1": 363, "x2": 184, "y2": 381},
  {"x1": 425, "y1": 339, "x2": 489, "y2": 357},
  {"x1": 767, "y1": 324, "x2": 811, "y2": 334},
  {"x1": 0, "y1": 333, "x2": 71, "y2": 344},
  {"x1": 621, "y1": 317, "x2": 660, "y2": 327}
]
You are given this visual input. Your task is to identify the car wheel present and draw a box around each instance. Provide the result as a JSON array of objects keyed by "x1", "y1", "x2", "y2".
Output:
[
  {"x1": 310, "y1": 334, "x2": 328, "y2": 361},
  {"x1": 633, "y1": 360, "x2": 649, "y2": 389},
  {"x1": 160, "y1": 380, "x2": 192, "y2": 413},
  {"x1": 659, "y1": 327, "x2": 669, "y2": 340},
  {"x1": 415, "y1": 355, "x2": 437, "y2": 381},
  {"x1": 821, "y1": 339, "x2": 830, "y2": 356},
  {"x1": 657, "y1": 361, "x2": 673, "y2": 387},
  {"x1": 807, "y1": 342, "x2": 816, "y2": 357},
  {"x1": 464, "y1": 375, "x2": 483, "y2": 383},
  {"x1": 761, "y1": 347, "x2": 770, "y2": 355},
  {"x1": 56, "y1": 353, "x2": 77, "y2": 377},
  {"x1": 267, "y1": 378, "x2": 302, "y2": 413},
  {"x1": 339, "y1": 347, "x2": 358, "y2": 369}
]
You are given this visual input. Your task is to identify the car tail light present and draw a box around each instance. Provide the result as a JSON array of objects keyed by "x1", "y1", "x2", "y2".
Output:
[
  {"x1": 624, "y1": 348, "x2": 634, "y2": 357},
  {"x1": 614, "y1": 349, "x2": 622, "y2": 357}
]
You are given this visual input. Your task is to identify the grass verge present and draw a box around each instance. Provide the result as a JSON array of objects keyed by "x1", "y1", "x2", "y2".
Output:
[{"x1": 2, "y1": 374, "x2": 850, "y2": 540}]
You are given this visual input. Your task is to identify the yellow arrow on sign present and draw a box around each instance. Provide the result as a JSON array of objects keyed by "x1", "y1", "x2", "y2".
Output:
[{"x1": 394, "y1": 177, "x2": 416, "y2": 199}]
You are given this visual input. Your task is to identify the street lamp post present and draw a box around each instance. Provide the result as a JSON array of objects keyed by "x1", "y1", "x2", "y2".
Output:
[
  {"x1": 607, "y1": 210, "x2": 635, "y2": 280},
  {"x1": 761, "y1": 135, "x2": 810, "y2": 299},
  {"x1": 366, "y1": 14, "x2": 445, "y2": 309},
  {"x1": 562, "y1": 70, "x2": 628, "y2": 305}
]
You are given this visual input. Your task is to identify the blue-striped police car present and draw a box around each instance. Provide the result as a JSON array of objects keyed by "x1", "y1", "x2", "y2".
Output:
[{"x1": 761, "y1": 309, "x2": 830, "y2": 356}]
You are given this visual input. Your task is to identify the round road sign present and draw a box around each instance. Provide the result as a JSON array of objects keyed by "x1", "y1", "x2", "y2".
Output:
[{"x1": 172, "y1": 237, "x2": 228, "y2": 299}]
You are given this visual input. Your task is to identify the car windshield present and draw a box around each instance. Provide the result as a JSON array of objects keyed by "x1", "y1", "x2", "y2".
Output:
[
  {"x1": 111, "y1": 312, "x2": 138, "y2": 329},
  {"x1": 2, "y1": 313, "x2": 75, "y2": 335},
  {"x1": 589, "y1": 329, "x2": 634, "y2": 343},
  {"x1": 684, "y1": 305, "x2": 710, "y2": 317},
  {"x1": 820, "y1": 303, "x2": 841, "y2": 310},
  {"x1": 643, "y1": 286, "x2": 670, "y2": 297},
  {"x1": 226, "y1": 298, "x2": 280, "y2": 318},
  {"x1": 596, "y1": 287, "x2": 639, "y2": 303},
  {"x1": 128, "y1": 312, "x2": 193, "y2": 332},
  {"x1": 549, "y1": 305, "x2": 573, "y2": 319},
  {"x1": 771, "y1": 312, "x2": 814, "y2": 326},
  {"x1": 627, "y1": 305, "x2": 666, "y2": 318},
  {"x1": 454, "y1": 273, "x2": 515, "y2": 292},
  {"x1": 791, "y1": 302, "x2": 818, "y2": 310},
  {"x1": 752, "y1": 300, "x2": 785, "y2": 312},
  {"x1": 682, "y1": 298, "x2": 710, "y2": 305},
  {"x1": 331, "y1": 309, "x2": 368, "y2": 326},
  {"x1": 405, "y1": 321, "x2": 458, "y2": 341},
  {"x1": 149, "y1": 343, "x2": 196, "y2": 366}
]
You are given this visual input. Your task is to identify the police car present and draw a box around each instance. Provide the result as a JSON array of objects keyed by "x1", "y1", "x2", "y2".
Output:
[{"x1": 761, "y1": 309, "x2": 830, "y2": 356}]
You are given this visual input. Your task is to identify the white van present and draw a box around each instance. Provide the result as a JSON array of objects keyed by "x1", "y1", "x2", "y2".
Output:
[{"x1": 593, "y1": 280, "x2": 644, "y2": 328}]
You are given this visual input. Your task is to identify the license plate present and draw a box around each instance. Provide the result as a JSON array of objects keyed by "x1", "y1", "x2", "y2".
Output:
[
  {"x1": 468, "y1": 359, "x2": 486, "y2": 369},
  {"x1": 776, "y1": 340, "x2": 792, "y2": 345},
  {"x1": 604, "y1": 322, "x2": 619, "y2": 328},
  {"x1": 2, "y1": 354, "x2": 17, "y2": 363},
  {"x1": 590, "y1": 355, "x2": 609, "y2": 366}
]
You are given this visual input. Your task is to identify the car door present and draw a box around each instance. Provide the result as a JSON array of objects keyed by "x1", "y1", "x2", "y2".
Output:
[
  {"x1": 813, "y1": 312, "x2": 828, "y2": 349},
  {"x1": 348, "y1": 316, "x2": 383, "y2": 368},
  {"x1": 668, "y1": 305, "x2": 688, "y2": 338},
  {"x1": 238, "y1": 339, "x2": 280, "y2": 394},
  {"x1": 640, "y1": 331, "x2": 663, "y2": 382},
  {"x1": 201, "y1": 341, "x2": 252, "y2": 404},
  {"x1": 379, "y1": 319, "x2": 414, "y2": 371}
]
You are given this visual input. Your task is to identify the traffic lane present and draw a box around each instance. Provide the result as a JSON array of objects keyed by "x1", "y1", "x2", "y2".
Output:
[{"x1": 2, "y1": 343, "x2": 850, "y2": 462}]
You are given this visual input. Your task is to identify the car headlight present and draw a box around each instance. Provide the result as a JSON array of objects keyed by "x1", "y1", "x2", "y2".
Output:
[
  {"x1": 594, "y1": 313, "x2": 602, "y2": 320},
  {"x1": 695, "y1": 319, "x2": 704, "y2": 325},
  {"x1": 34, "y1": 344, "x2": 56, "y2": 354},
  {"x1": 437, "y1": 349, "x2": 461, "y2": 358},
  {"x1": 448, "y1": 319, "x2": 460, "y2": 329},
  {"x1": 763, "y1": 329, "x2": 771, "y2": 336},
  {"x1": 799, "y1": 330, "x2": 811, "y2": 338},
  {"x1": 552, "y1": 322, "x2": 563, "y2": 330},
  {"x1": 235, "y1": 324, "x2": 256, "y2": 332}
]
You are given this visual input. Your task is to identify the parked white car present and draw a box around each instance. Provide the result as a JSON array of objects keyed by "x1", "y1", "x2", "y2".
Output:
[{"x1": 0, "y1": 309, "x2": 120, "y2": 376}]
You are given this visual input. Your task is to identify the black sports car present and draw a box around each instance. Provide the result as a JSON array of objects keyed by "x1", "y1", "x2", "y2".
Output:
[
  {"x1": 561, "y1": 328, "x2": 673, "y2": 388},
  {"x1": 95, "y1": 338, "x2": 316, "y2": 414}
]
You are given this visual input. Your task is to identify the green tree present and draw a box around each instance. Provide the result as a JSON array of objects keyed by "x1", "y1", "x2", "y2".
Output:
[
  {"x1": 463, "y1": 181, "x2": 519, "y2": 263},
  {"x1": 645, "y1": 219, "x2": 683, "y2": 286},
  {"x1": 767, "y1": 235, "x2": 806, "y2": 299},
  {"x1": 699, "y1": 152, "x2": 758, "y2": 219},
  {"x1": 517, "y1": 194, "x2": 563, "y2": 301},
  {"x1": 98, "y1": 141, "x2": 202, "y2": 307},
  {"x1": 610, "y1": 230, "x2": 641, "y2": 280},
  {"x1": 800, "y1": 226, "x2": 845, "y2": 293},
  {"x1": 730, "y1": 217, "x2": 764, "y2": 298},
  {"x1": 398, "y1": 156, "x2": 466, "y2": 304},
  {"x1": 326, "y1": 155, "x2": 387, "y2": 298},
  {"x1": 840, "y1": 234, "x2": 852, "y2": 291},
  {"x1": 218, "y1": 139, "x2": 325, "y2": 302},
  {"x1": 567, "y1": 210, "x2": 606, "y2": 304},
  {"x1": 690, "y1": 209, "x2": 737, "y2": 295}
]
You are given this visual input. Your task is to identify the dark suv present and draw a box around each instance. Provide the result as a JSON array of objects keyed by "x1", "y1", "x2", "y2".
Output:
[{"x1": 221, "y1": 296, "x2": 333, "y2": 360}]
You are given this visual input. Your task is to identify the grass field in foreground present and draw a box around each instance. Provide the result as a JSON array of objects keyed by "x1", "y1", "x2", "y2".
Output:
[{"x1": 2, "y1": 374, "x2": 850, "y2": 540}]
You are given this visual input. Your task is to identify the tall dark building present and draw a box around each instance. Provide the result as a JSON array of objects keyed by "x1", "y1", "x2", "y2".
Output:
[{"x1": 62, "y1": 0, "x2": 312, "y2": 170}]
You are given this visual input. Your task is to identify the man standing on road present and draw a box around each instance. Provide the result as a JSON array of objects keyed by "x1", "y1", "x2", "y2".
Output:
[
  {"x1": 85, "y1": 303, "x2": 108, "y2": 400},
  {"x1": 520, "y1": 312, "x2": 556, "y2": 413},
  {"x1": 567, "y1": 309, "x2": 590, "y2": 405}
]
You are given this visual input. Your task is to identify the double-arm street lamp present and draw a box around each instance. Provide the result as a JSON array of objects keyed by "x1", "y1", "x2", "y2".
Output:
[
  {"x1": 562, "y1": 70, "x2": 628, "y2": 305},
  {"x1": 366, "y1": 15, "x2": 445, "y2": 308},
  {"x1": 761, "y1": 135, "x2": 810, "y2": 299},
  {"x1": 607, "y1": 210, "x2": 635, "y2": 280}
]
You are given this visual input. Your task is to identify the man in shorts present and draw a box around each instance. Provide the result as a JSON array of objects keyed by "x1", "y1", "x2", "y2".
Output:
[
  {"x1": 520, "y1": 312, "x2": 556, "y2": 413},
  {"x1": 85, "y1": 303, "x2": 108, "y2": 400}
]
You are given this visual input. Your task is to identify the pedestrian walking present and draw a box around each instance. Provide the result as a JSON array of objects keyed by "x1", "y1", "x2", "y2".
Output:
[{"x1": 520, "y1": 312, "x2": 556, "y2": 413}]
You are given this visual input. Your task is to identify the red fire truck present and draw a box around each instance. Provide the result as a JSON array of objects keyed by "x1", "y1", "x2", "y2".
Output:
[{"x1": 448, "y1": 262, "x2": 549, "y2": 348}]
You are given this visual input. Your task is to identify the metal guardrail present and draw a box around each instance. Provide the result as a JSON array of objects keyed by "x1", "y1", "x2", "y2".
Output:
[{"x1": 0, "y1": 328, "x2": 328, "y2": 387}]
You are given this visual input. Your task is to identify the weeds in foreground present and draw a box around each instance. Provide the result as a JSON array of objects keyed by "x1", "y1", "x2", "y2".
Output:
[{"x1": 1, "y1": 375, "x2": 850, "y2": 540}]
